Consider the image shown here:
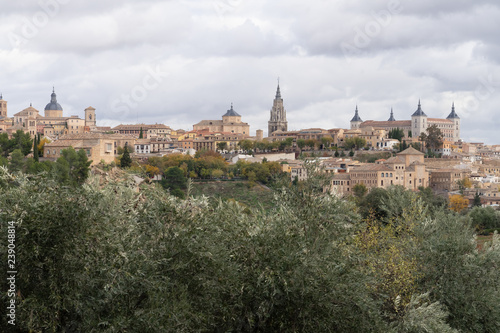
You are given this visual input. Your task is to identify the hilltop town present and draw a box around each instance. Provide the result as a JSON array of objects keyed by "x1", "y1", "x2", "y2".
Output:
[{"x1": 1, "y1": 85, "x2": 499, "y2": 207}]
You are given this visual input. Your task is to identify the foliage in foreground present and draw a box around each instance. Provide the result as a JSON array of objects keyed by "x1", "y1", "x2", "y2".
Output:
[{"x1": 0, "y1": 169, "x2": 499, "y2": 332}]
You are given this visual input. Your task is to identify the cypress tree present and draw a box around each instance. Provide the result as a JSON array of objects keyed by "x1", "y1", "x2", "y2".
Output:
[
  {"x1": 33, "y1": 135, "x2": 39, "y2": 162},
  {"x1": 120, "y1": 146, "x2": 132, "y2": 168},
  {"x1": 139, "y1": 127, "x2": 143, "y2": 139}
]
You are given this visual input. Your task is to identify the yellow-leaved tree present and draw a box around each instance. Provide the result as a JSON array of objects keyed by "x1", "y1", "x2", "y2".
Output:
[{"x1": 449, "y1": 194, "x2": 469, "y2": 212}]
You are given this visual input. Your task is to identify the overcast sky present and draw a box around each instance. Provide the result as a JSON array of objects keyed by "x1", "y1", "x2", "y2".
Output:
[{"x1": 1, "y1": 0, "x2": 500, "y2": 143}]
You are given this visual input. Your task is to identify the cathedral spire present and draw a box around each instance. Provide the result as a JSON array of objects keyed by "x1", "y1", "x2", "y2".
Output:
[{"x1": 275, "y1": 81, "x2": 281, "y2": 99}]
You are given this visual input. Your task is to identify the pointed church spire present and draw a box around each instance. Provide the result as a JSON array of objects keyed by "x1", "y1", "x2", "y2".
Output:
[
  {"x1": 412, "y1": 99, "x2": 427, "y2": 117},
  {"x1": 351, "y1": 105, "x2": 362, "y2": 122},
  {"x1": 275, "y1": 80, "x2": 281, "y2": 99},
  {"x1": 388, "y1": 107, "x2": 396, "y2": 121},
  {"x1": 447, "y1": 102, "x2": 460, "y2": 119}
]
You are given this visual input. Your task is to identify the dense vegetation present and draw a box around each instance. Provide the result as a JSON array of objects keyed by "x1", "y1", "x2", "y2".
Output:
[{"x1": 1, "y1": 165, "x2": 499, "y2": 332}]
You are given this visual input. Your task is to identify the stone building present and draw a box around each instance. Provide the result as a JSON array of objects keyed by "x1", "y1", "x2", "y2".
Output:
[
  {"x1": 351, "y1": 101, "x2": 461, "y2": 143},
  {"x1": 330, "y1": 147, "x2": 430, "y2": 195},
  {"x1": 193, "y1": 104, "x2": 250, "y2": 136},
  {"x1": 112, "y1": 123, "x2": 174, "y2": 138},
  {"x1": 268, "y1": 83, "x2": 288, "y2": 136},
  {"x1": 9, "y1": 89, "x2": 96, "y2": 138},
  {"x1": 44, "y1": 133, "x2": 136, "y2": 165}
]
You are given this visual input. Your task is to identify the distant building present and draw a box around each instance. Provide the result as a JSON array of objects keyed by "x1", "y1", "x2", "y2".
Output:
[
  {"x1": 44, "y1": 133, "x2": 136, "y2": 165},
  {"x1": 351, "y1": 101, "x2": 461, "y2": 143},
  {"x1": 9, "y1": 89, "x2": 96, "y2": 137},
  {"x1": 330, "y1": 147, "x2": 430, "y2": 195},
  {"x1": 193, "y1": 103, "x2": 250, "y2": 136},
  {"x1": 112, "y1": 123, "x2": 174, "y2": 138},
  {"x1": 268, "y1": 83, "x2": 288, "y2": 136}
]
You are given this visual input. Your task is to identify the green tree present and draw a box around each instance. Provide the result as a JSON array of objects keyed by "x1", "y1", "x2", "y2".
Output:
[
  {"x1": 419, "y1": 124, "x2": 443, "y2": 152},
  {"x1": 388, "y1": 128, "x2": 405, "y2": 142},
  {"x1": 320, "y1": 136, "x2": 333, "y2": 149},
  {"x1": 344, "y1": 137, "x2": 366, "y2": 150},
  {"x1": 139, "y1": 127, "x2": 144, "y2": 139},
  {"x1": 217, "y1": 141, "x2": 228, "y2": 152},
  {"x1": 33, "y1": 135, "x2": 39, "y2": 162},
  {"x1": 162, "y1": 166, "x2": 187, "y2": 190},
  {"x1": 11, "y1": 130, "x2": 33, "y2": 156},
  {"x1": 353, "y1": 183, "x2": 368, "y2": 199},
  {"x1": 120, "y1": 146, "x2": 132, "y2": 168},
  {"x1": 473, "y1": 191, "x2": 482, "y2": 207},
  {"x1": 296, "y1": 139, "x2": 306, "y2": 151},
  {"x1": 238, "y1": 139, "x2": 254, "y2": 153},
  {"x1": 54, "y1": 147, "x2": 92, "y2": 185},
  {"x1": 0, "y1": 133, "x2": 12, "y2": 157},
  {"x1": 469, "y1": 206, "x2": 500, "y2": 230},
  {"x1": 8, "y1": 149, "x2": 25, "y2": 172}
]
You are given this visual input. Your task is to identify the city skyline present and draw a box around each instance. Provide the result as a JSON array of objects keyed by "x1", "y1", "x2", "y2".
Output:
[{"x1": 2, "y1": 1, "x2": 500, "y2": 143}]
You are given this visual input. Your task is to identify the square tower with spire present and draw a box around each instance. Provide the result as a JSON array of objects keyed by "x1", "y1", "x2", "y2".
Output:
[{"x1": 268, "y1": 81, "x2": 288, "y2": 136}]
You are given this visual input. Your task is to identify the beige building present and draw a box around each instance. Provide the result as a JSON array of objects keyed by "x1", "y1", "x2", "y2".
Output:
[
  {"x1": 112, "y1": 123, "x2": 175, "y2": 138},
  {"x1": 330, "y1": 147, "x2": 430, "y2": 195},
  {"x1": 8, "y1": 89, "x2": 96, "y2": 138},
  {"x1": 352, "y1": 101, "x2": 461, "y2": 143},
  {"x1": 44, "y1": 133, "x2": 136, "y2": 165},
  {"x1": 429, "y1": 169, "x2": 469, "y2": 192},
  {"x1": 193, "y1": 104, "x2": 250, "y2": 136},
  {"x1": 178, "y1": 129, "x2": 245, "y2": 152}
]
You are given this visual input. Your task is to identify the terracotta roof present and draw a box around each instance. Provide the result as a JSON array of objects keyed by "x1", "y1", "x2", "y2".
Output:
[
  {"x1": 361, "y1": 120, "x2": 411, "y2": 127},
  {"x1": 351, "y1": 164, "x2": 393, "y2": 172},
  {"x1": 112, "y1": 124, "x2": 171, "y2": 130},
  {"x1": 398, "y1": 147, "x2": 424, "y2": 155},
  {"x1": 428, "y1": 118, "x2": 453, "y2": 123}
]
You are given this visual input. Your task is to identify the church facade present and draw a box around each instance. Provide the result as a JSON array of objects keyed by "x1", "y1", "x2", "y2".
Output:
[
  {"x1": 193, "y1": 103, "x2": 250, "y2": 135},
  {"x1": 350, "y1": 101, "x2": 461, "y2": 143}
]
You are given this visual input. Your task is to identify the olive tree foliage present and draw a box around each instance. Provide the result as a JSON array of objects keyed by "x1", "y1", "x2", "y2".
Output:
[{"x1": 1, "y1": 168, "x2": 500, "y2": 332}]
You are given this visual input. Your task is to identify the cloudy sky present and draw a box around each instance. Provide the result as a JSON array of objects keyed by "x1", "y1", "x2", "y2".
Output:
[{"x1": 1, "y1": 0, "x2": 500, "y2": 143}]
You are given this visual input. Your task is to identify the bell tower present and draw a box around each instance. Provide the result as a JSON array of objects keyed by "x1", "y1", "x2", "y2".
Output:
[
  {"x1": 268, "y1": 81, "x2": 288, "y2": 136},
  {"x1": 0, "y1": 93, "x2": 7, "y2": 118},
  {"x1": 85, "y1": 106, "x2": 96, "y2": 129}
]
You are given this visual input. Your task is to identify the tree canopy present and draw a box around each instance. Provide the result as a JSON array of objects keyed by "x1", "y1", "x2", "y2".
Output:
[{"x1": 1, "y1": 170, "x2": 499, "y2": 332}]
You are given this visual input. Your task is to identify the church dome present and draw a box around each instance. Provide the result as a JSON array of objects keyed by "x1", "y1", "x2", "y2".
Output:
[
  {"x1": 223, "y1": 103, "x2": 240, "y2": 117},
  {"x1": 44, "y1": 88, "x2": 63, "y2": 111}
]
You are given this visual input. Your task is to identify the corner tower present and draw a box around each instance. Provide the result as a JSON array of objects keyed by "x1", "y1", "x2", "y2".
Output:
[
  {"x1": 268, "y1": 82, "x2": 288, "y2": 136},
  {"x1": 0, "y1": 93, "x2": 7, "y2": 118},
  {"x1": 44, "y1": 87, "x2": 63, "y2": 118},
  {"x1": 411, "y1": 100, "x2": 427, "y2": 139},
  {"x1": 350, "y1": 105, "x2": 363, "y2": 129},
  {"x1": 446, "y1": 102, "x2": 460, "y2": 142}
]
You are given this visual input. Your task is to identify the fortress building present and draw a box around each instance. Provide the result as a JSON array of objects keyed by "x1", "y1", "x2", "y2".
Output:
[{"x1": 351, "y1": 101, "x2": 460, "y2": 143}]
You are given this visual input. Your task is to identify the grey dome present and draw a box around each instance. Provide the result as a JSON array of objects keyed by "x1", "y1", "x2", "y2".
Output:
[
  {"x1": 45, "y1": 89, "x2": 63, "y2": 111},
  {"x1": 411, "y1": 100, "x2": 427, "y2": 117},
  {"x1": 446, "y1": 103, "x2": 460, "y2": 119},
  {"x1": 223, "y1": 103, "x2": 240, "y2": 117},
  {"x1": 351, "y1": 105, "x2": 362, "y2": 122}
]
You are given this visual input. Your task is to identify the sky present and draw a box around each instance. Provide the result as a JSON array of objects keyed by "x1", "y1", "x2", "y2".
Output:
[{"x1": 1, "y1": 0, "x2": 500, "y2": 143}]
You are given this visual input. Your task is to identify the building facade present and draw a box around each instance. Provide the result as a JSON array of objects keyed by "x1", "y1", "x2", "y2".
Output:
[
  {"x1": 351, "y1": 101, "x2": 461, "y2": 143},
  {"x1": 9, "y1": 89, "x2": 96, "y2": 138},
  {"x1": 193, "y1": 104, "x2": 250, "y2": 135}
]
